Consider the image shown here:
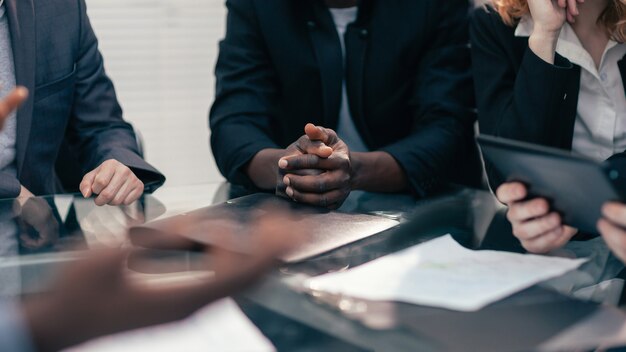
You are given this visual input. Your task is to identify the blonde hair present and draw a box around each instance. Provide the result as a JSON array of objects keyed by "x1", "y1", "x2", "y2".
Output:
[{"x1": 490, "y1": 0, "x2": 626, "y2": 42}]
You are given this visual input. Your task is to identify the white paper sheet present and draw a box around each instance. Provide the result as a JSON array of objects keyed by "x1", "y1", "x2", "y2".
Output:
[
  {"x1": 305, "y1": 235, "x2": 588, "y2": 312},
  {"x1": 64, "y1": 298, "x2": 274, "y2": 352}
]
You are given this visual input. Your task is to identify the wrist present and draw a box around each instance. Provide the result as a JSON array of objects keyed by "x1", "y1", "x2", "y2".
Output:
[
  {"x1": 349, "y1": 152, "x2": 364, "y2": 191},
  {"x1": 246, "y1": 149, "x2": 283, "y2": 190},
  {"x1": 529, "y1": 27, "x2": 560, "y2": 64}
]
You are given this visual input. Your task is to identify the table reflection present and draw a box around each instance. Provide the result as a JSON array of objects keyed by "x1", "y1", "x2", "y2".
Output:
[
  {"x1": 0, "y1": 183, "x2": 624, "y2": 352},
  {"x1": 0, "y1": 194, "x2": 166, "y2": 295}
]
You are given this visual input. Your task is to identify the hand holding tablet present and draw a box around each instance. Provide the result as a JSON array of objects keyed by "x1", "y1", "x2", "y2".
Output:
[
  {"x1": 496, "y1": 181, "x2": 578, "y2": 253},
  {"x1": 477, "y1": 135, "x2": 624, "y2": 253}
]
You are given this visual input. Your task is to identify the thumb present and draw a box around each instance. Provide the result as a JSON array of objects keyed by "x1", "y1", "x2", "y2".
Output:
[
  {"x1": 80, "y1": 170, "x2": 97, "y2": 198},
  {"x1": 304, "y1": 123, "x2": 329, "y2": 143}
]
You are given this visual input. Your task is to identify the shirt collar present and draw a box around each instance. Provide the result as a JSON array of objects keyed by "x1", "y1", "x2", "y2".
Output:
[{"x1": 514, "y1": 15, "x2": 533, "y2": 37}]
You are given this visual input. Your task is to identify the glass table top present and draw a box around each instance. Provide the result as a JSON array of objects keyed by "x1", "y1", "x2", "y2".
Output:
[{"x1": 1, "y1": 182, "x2": 625, "y2": 351}]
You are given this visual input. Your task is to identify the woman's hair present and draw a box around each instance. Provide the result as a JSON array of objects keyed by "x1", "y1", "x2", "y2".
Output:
[{"x1": 490, "y1": 0, "x2": 626, "y2": 42}]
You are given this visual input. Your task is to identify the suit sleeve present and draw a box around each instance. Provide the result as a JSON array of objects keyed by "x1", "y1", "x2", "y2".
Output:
[
  {"x1": 209, "y1": 0, "x2": 281, "y2": 188},
  {"x1": 470, "y1": 7, "x2": 579, "y2": 189},
  {"x1": 379, "y1": 0, "x2": 478, "y2": 197},
  {"x1": 65, "y1": 0, "x2": 165, "y2": 193}
]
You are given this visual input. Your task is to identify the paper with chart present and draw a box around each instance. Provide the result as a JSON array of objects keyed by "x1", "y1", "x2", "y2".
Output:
[
  {"x1": 65, "y1": 298, "x2": 274, "y2": 352},
  {"x1": 305, "y1": 235, "x2": 588, "y2": 311}
]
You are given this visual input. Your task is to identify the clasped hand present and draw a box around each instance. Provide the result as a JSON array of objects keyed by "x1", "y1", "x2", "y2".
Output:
[{"x1": 276, "y1": 123, "x2": 352, "y2": 209}]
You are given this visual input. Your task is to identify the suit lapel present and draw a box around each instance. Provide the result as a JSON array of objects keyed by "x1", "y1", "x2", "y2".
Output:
[
  {"x1": 6, "y1": 0, "x2": 36, "y2": 178},
  {"x1": 304, "y1": 0, "x2": 342, "y2": 129}
]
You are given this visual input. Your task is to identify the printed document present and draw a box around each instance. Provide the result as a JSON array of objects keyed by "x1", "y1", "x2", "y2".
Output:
[
  {"x1": 65, "y1": 298, "x2": 274, "y2": 352},
  {"x1": 305, "y1": 235, "x2": 587, "y2": 311}
]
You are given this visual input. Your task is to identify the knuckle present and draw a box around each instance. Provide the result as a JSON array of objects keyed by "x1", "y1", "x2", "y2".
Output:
[
  {"x1": 317, "y1": 178, "x2": 326, "y2": 193},
  {"x1": 100, "y1": 190, "x2": 115, "y2": 200},
  {"x1": 94, "y1": 177, "x2": 108, "y2": 188}
]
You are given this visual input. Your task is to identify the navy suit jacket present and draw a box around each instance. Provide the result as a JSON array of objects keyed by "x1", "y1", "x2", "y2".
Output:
[
  {"x1": 209, "y1": 0, "x2": 482, "y2": 197},
  {"x1": 0, "y1": 0, "x2": 165, "y2": 199}
]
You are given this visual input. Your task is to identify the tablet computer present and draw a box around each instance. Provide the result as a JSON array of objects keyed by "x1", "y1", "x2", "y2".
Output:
[{"x1": 477, "y1": 134, "x2": 623, "y2": 234}]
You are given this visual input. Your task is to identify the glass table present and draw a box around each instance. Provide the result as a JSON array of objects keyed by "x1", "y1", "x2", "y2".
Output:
[{"x1": 1, "y1": 182, "x2": 626, "y2": 351}]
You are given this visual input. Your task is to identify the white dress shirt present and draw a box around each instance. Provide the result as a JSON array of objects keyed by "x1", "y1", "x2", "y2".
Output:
[
  {"x1": 329, "y1": 7, "x2": 370, "y2": 153},
  {"x1": 515, "y1": 16, "x2": 626, "y2": 162}
]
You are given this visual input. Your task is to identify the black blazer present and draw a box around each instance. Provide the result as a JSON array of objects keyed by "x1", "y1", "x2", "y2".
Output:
[
  {"x1": 209, "y1": 0, "x2": 482, "y2": 196},
  {"x1": 471, "y1": 6, "x2": 626, "y2": 190},
  {"x1": 0, "y1": 0, "x2": 165, "y2": 198}
]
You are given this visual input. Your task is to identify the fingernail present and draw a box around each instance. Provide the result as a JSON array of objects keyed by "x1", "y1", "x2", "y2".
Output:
[
  {"x1": 286, "y1": 187, "x2": 294, "y2": 197},
  {"x1": 278, "y1": 159, "x2": 288, "y2": 168},
  {"x1": 283, "y1": 176, "x2": 290, "y2": 186}
]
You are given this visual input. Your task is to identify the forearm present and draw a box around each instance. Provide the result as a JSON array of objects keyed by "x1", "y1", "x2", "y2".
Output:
[
  {"x1": 351, "y1": 151, "x2": 408, "y2": 193},
  {"x1": 245, "y1": 148, "x2": 284, "y2": 190},
  {"x1": 528, "y1": 27, "x2": 560, "y2": 65}
]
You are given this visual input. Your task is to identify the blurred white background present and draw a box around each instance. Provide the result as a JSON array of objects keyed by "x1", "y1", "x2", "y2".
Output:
[{"x1": 86, "y1": 0, "x2": 227, "y2": 187}]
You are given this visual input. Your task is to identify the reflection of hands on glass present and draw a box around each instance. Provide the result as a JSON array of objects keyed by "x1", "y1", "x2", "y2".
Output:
[
  {"x1": 80, "y1": 159, "x2": 145, "y2": 207},
  {"x1": 497, "y1": 182, "x2": 577, "y2": 253},
  {"x1": 77, "y1": 199, "x2": 146, "y2": 248},
  {"x1": 15, "y1": 197, "x2": 59, "y2": 250},
  {"x1": 278, "y1": 124, "x2": 352, "y2": 209},
  {"x1": 21, "y1": 211, "x2": 302, "y2": 352},
  {"x1": 598, "y1": 202, "x2": 626, "y2": 264}
]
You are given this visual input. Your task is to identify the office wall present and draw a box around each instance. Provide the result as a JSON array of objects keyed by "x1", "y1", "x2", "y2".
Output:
[{"x1": 86, "y1": 0, "x2": 226, "y2": 187}]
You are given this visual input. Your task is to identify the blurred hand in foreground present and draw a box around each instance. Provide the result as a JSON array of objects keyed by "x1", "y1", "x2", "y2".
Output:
[{"x1": 22, "y1": 210, "x2": 301, "y2": 352}]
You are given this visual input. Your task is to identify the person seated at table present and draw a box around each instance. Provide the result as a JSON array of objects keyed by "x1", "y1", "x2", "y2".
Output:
[
  {"x1": 209, "y1": 0, "x2": 482, "y2": 209},
  {"x1": 471, "y1": 0, "x2": 626, "y2": 253},
  {"x1": 0, "y1": 86, "x2": 299, "y2": 352},
  {"x1": 0, "y1": 0, "x2": 164, "y2": 206}
]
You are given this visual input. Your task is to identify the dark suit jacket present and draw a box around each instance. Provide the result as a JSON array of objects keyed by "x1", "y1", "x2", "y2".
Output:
[
  {"x1": 471, "y1": 6, "x2": 626, "y2": 191},
  {"x1": 209, "y1": 0, "x2": 482, "y2": 197},
  {"x1": 0, "y1": 0, "x2": 165, "y2": 199}
]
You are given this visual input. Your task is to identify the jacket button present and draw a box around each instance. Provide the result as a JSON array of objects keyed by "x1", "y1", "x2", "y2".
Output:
[
  {"x1": 359, "y1": 29, "x2": 369, "y2": 39},
  {"x1": 307, "y1": 21, "x2": 316, "y2": 30}
]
